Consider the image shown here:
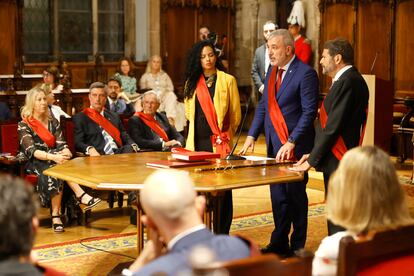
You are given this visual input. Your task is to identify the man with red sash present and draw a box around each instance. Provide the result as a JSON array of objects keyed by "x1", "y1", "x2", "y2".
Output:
[
  {"x1": 74, "y1": 82, "x2": 138, "y2": 156},
  {"x1": 239, "y1": 29, "x2": 319, "y2": 257},
  {"x1": 128, "y1": 91, "x2": 184, "y2": 151},
  {"x1": 292, "y1": 38, "x2": 369, "y2": 235}
]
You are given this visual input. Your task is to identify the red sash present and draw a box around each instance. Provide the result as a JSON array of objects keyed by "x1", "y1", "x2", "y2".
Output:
[
  {"x1": 134, "y1": 112, "x2": 169, "y2": 142},
  {"x1": 83, "y1": 108, "x2": 123, "y2": 146},
  {"x1": 23, "y1": 117, "x2": 56, "y2": 148},
  {"x1": 268, "y1": 67, "x2": 289, "y2": 145},
  {"x1": 196, "y1": 75, "x2": 230, "y2": 158},
  {"x1": 319, "y1": 101, "x2": 367, "y2": 161}
]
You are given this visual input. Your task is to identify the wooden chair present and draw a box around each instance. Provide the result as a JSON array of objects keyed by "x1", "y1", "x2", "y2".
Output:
[
  {"x1": 337, "y1": 224, "x2": 414, "y2": 276},
  {"x1": 193, "y1": 251, "x2": 313, "y2": 276}
]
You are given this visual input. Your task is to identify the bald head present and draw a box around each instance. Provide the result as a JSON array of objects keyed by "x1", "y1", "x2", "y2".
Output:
[{"x1": 141, "y1": 170, "x2": 197, "y2": 222}]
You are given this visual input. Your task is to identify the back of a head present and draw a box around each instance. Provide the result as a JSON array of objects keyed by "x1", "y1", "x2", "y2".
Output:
[
  {"x1": 327, "y1": 146, "x2": 412, "y2": 233},
  {"x1": 0, "y1": 174, "x2": 38, "y2": 260},
  {"x1": 141, "y1": 170, "x2": 196, "y2": 223}
]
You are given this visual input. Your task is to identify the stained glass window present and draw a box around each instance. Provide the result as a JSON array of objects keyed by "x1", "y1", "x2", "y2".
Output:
[{"x1": 22, "y1": 0, "x2": 125, "y2": 63}]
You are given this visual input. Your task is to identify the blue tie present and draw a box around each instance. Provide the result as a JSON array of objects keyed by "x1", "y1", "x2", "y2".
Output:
[{"x1": 102, "y1": 129, "x2": 117, "y2": 154}]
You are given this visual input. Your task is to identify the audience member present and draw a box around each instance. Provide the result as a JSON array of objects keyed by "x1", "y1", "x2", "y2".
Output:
[
  {"x1": 126, "y1": 170, "x2": 251, "y2": 276},
  {"x1": 292, "y1": 38, "x2": 369, "y2": 235},
  {"x1": 113, "y1": 57, "x2": 138, "y2": 97},
  {"x1": 251, "y1": 21, "x2": 277, "y2": 95},
  {"x1": 0, "y1": 174, "x2": 64, "y2": 275},
  {"x1": 287, "y1": 0, "x2": 312, "y2": 65},
  {"x1": 312, "y1": 146, "x2": 413, "y2": 275},
  {"x1": 128, "y1": 91, "x2": 184, "y2": 151},
  {"x1": 35, "y1": 83, "x2": 70, "y2": 122},
  {"x1": 139, "y1": 55, "x2": 181, "y2": 128},
  {"x1": 184, "y1": 39, "x2": 241, "y2": 234},
  {"x1": 42, "y1": 65, "x2": 62, "y2": 91},
  {"x1": 73, "y1": 82, "x2": 139, "y2": 156},
  {"x1": 105, "y1": 77, "x2": 135, "y2": 115},
  {"x1": 18, "y1": 86, "x2": 100, "y2": 233},
  {"x1": 199, "y1": 25, "x2": 211, "y2": 41},
  {"x1": 0, "y1": 101, "x2": 12, "y2": 121},
  {"x1": 239, "y1": 29, "x2": 319, "y2": 257}
]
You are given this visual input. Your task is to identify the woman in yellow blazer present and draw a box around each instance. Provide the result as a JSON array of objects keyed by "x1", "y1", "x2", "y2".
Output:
[{"x1": 183, "y1": 39, "x2": 241, "y2": 234}]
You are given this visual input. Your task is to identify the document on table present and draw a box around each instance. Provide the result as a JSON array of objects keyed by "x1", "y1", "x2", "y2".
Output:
[{"x1": 242, "y1": 155, "x2": 275, "y2": 161}]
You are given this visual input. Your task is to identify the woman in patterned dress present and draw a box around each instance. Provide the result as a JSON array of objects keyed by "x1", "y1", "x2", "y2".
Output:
[{"x1": 18, "y1": 86, "x2": 101, "y2": 232}]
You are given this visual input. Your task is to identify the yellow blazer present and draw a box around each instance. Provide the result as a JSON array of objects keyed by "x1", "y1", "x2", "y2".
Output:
[{"x1": 185, "y1": 69, "x2": 241, "y2": 152}]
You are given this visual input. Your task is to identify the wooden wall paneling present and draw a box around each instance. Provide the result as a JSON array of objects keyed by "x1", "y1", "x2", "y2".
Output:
[
  {"x1": 199, "y1": 7, "x2": 234, "y2": 73},
  {"x1": 162, "y1": 6, "x2": 197, "y2": 86},
  {"x1": 320, "y1": 3, "x2": 355, "y2": 93},
  {"x1": 356, "y1": 2, "x2": 393, "y2": 80},
  {"x1": 395, "y1": 0, "x2": 414, "y2": 96},
  {"x1": 0, "y1": 1, "x2": 18, "y2": 74}
]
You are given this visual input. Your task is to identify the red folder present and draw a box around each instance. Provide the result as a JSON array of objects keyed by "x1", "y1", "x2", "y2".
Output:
[{"x1": 146, "y1": 160, "x2": 212, "y2": 168}]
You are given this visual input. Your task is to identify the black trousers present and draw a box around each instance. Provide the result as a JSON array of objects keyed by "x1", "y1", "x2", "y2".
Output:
[{"x1": 323, "y1": 172, "x2": 346, "y2": 235}]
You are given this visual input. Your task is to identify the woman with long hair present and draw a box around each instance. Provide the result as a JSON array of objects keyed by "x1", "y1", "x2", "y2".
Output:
[
  {"x1": 312, "y1": 146, "x2": 413, "y2": 275},
  {"x1": 183, "y1": 40, "x2": 241, "y2": 234},
  {"x1": 114, "y1": 57, "x2": 138, "y2": 96},
  {"x1": 18, "y1": 87, "x2": 101, "y2": 233}
]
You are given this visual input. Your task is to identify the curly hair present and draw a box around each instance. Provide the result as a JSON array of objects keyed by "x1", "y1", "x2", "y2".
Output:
[{"x1": 183, "y1": 40, "x2": 225, "y2": 99}]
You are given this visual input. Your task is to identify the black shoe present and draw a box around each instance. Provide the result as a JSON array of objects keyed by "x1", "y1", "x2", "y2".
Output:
[
  {"x1": 260, "y1": 244, "x2": 277, "y2": 254},
  {"x1": 261, "y1": 244, "x2": 292, "y2": 258}
]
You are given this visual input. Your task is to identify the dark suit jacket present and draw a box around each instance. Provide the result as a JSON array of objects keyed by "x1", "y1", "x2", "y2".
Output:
[
  {"x1": 73, "y1": 109, "x2": 136, "y2": 155},
  {"x1": 308, "y1": 66, "x2": 369, "y2": 174},
  {"x1": 251, "y1": 44, "x2": 267, "y2": 92},
  {"x1": 248, "y1": 57, "x2": 319, "y2": 158},
  {"x1": 128, "y1": 112, "x2": 185, "y2": 151},
  {"x1": 104, "y1": 99, "x2": 134, "y2": 115},
  {"x1": 133, "y1": 228, "x2": 251, "y2": 276}
]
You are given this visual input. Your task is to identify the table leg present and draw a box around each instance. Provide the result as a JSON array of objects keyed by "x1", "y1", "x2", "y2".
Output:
[{"x1": 136, "y1": 192, "x2": 144, "y2": 253}]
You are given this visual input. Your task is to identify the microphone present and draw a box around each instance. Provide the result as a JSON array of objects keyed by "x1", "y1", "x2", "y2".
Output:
[
  {"x1": 370, "y1": 51, "x2": 379, "y2": 73},
  {"x1": 225, "y1": 92, "x2": 253, "y2": 160}
]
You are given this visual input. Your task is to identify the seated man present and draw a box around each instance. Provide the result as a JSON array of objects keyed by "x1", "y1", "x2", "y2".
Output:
[
  {"x1": 105, "y1": 77, "x2": 135, "y2": 115},
  {"x1": 128, "y1": 91, "x2": 184, "y2": 151},
  {"x1": 74, "y1": 82, "x2": 139, "y2": 156},
  {"x1": 0, "y1": 175, "x2": 63, "y2": 275},
  {"x1": 126, "y1": 170, "x2": 252, "y2": 276}
]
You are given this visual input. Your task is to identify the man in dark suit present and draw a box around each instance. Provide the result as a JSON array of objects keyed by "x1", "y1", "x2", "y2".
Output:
[
  {"x1": 74, "y1": 82, "x2": 139, "y2": 156},
  {"x1": 240, "y1": 29, "x2": 319, "y2": 256},
  {"x1": 125, "y1": 170, "x2": 251, "y2": 276},
  {"x1": 292, "y1": 38, "x2": 369, "y2": 235},
  {"x1": 105, "y1": 78, "x2": 135, "y2": 115},
  {"x1": 128, "y1": 91, "x2": 184, "y2": 151},
  {"x1": 251, "y1": 21, "x2": 277, "y2": 96}
]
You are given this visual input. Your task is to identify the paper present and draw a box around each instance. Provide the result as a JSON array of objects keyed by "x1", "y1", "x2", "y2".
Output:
[{"x1": 241, "y1": 155, "x2": 274, "y2": 161}]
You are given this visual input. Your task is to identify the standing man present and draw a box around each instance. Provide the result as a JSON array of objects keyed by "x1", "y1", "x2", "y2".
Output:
[
  {"x1": 292, "y1": 38, "x2": 369, "y2": 235},
  {"x1": 287, "y1": 0, "x2": 312, "y2": 65},
  {"x1": 128, "y1": 91, "x2": 184, "y2": 151},
  {"x1": 251, "y1": 21, "x2": 278, "y2": 96},
  {"x1": 239, "y1": 29, "x2": 319, "y2": 256},
  {"x1": 74, "y1": 82, "x2": 139, "y2": 156},
  {"x1": 105, "y1": 77, "x2": 135, "y2": 115}
]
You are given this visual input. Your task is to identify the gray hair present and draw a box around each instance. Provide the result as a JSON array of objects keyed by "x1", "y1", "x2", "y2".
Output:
[
  {"x1": 89, "y1": 81, "x2": 108, "y2": 95},
  {"x1": 142, "y1": 90, "x2": 161, "y2": 104},
  {"x1": 268, "y1": 29, "x2": 295, "y2": 51}
]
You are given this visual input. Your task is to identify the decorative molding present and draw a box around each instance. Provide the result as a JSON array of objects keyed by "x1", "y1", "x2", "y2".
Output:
[{"x1": 162, "y1": 0, "x2": 233, "y2": 8}]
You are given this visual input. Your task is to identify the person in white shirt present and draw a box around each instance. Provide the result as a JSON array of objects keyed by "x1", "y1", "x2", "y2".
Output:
[{"x1": 312, "y1": 146, "x2": 413, "y2": 275}]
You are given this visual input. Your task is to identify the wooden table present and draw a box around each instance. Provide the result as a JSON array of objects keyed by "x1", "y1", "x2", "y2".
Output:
[{"x1": 44, "y1": 152, "x2": 303, "y2": 251}]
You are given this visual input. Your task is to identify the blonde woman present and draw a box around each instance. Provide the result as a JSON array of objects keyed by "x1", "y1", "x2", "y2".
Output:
[
  {"x1": 139, "y1": 55, "x2": 181, "y2": 128},
  {"x1": 18, "y1": 87, "x2": 101, "y2": 233},
  {"x1": 312, "y1": 146, "x2": 413, "y2": 275}
]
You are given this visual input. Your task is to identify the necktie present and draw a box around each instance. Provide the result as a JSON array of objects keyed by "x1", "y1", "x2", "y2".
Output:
[
  {"x1": 102, "y1": 129, "x2": 118, "y2": 155},
  {"x1": 276, "y1": 68, "x2": 284, "y2": 92}
]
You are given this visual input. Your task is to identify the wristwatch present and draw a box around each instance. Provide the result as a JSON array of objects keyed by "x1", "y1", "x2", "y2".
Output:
[{"x1": 288, "y1": 137, "x2": 296, "y2": 145}]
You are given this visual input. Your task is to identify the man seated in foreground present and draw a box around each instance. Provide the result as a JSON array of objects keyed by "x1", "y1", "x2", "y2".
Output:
[
  {"x1": 0, "y1": 174, "x2": 64, "y2": 275},
  {"x1": 74, "y1": 82, "x2": 139, "y2": 156},
  {"x1": 126, "y1": 170, "x2": 251, "y2": 276},
  {"x1": 128, "y1": 91, "x2": 184, "y2": 151}
]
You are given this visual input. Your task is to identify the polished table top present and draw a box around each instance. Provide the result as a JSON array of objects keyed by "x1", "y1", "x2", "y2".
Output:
[{"x1": 43, "y1": 152, "x2": 303, "y2": 192}]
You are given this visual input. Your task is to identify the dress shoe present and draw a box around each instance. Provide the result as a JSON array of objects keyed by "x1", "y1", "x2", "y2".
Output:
[{"x1": 260, "y1": 244, "x2": 292, "y2": 258}]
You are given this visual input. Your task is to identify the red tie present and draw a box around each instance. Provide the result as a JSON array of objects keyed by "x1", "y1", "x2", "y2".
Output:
[{"x1": 276, "y1": 68, "x2": 284, "y2": 92}]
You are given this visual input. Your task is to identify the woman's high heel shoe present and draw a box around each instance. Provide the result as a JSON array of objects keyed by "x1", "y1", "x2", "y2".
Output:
[
  {"x1": 51, "y1": 215, "x2": 64, "y2": 233},
  {"x1": 77, "y1": 192, "x2": 101, "y2": 211}
]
